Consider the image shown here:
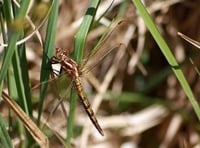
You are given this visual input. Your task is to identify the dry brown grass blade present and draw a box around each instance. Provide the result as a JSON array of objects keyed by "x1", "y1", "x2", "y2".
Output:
[
  {"x1": 2, "y1": 91, "x2": 49, "y2": 148},
  {"x1": 178, "y1": 32, "x2": 200, "y2": 49}
]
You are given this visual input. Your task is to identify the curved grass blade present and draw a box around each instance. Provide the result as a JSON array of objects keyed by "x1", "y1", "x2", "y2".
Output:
[
  {"x1": 132, "y1": 0, "x2": 200, "y2": 120},
  {"x1": 37, "y1": 0, "x2": 58, "y2": 124},
  {"x1": 66, "y1": 0, "x2": 101, "y2": 145}
]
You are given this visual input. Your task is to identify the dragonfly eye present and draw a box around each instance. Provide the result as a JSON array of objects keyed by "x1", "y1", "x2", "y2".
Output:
[
  {"x1": 55, "y1": 48, "x2": 70, "y2": 59},
  {"x1": 61, "y1": 50, "x2": 70, "y2": 57}
]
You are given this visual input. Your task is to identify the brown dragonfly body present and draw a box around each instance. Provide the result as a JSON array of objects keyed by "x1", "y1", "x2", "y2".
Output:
[{"x1": 51, "y1": 48, "x2": 104, "y2": 136}]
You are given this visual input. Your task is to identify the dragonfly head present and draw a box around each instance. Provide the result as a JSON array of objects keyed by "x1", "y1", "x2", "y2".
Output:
[{"x1": 55, "y1": 48, "x2": 70, "y2": 60}]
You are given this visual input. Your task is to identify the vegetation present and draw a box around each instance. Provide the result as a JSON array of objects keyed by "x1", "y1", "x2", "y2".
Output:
[{"x1": 0, "y1": 0, "x2": 200, "y2": 147}]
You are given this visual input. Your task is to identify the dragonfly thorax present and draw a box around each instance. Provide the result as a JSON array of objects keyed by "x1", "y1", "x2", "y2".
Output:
[{"x1": 51, "y1": 48, "x2": 80, "y2": 77}]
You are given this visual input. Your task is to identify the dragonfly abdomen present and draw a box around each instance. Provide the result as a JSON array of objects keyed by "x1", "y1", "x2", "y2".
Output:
[{"x1": 73, "y1": 77, "x2": 104, "y2": 136}]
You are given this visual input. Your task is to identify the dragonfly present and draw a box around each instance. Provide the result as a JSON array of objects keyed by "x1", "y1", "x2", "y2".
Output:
[
  {"x1": 48, "y1": 20, "x2": 125, "y2": 136},
  {"x1": 51, "y1": 47, "x2": 105, "y2": 136}
]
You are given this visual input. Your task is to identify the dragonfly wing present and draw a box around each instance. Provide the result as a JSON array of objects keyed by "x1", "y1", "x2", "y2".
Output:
[
  {"x1": 81, "y1": 20, "x2": 127, "y2": 73},
  {"x1": 82, "y1": 44, "x2": 122, "y2": 74}
]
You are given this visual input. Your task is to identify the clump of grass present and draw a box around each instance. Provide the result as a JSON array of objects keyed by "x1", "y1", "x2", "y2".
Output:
[{"x1": 1, "y1": 0, "x2": 200, "y2": 147}]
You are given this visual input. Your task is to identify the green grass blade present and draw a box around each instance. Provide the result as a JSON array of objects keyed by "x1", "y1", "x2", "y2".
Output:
[
  {"x1": 11, "y1": 45, "x2": 36, "y2": 146},
  {"x1": 92, "y1": 0, "x2": 114, "y2": 27},
  {"x1": 18, "y1": 43, "x2": 32, "y2": 116},
  {"x1": 0, "y1": 0, "x2": 31, "y2": 117},
  {"x1": 37, "y1": 0, "x2": 58, "y2": 124},
  {"x1": 0, "y1": 1, "x2": 10, "y2": 97},
  {"x1": 66, "y1": 0, "x2": 101, "y2": 145},
  {"x1": 105, "y1": 91, "x2": 166, "y2": 108},
  {"x1": 2, "y1": 0, "x2": 12, "y2": 22},
  {"x1": 12, "y1": 49, "x2": 30, "y2": 115},
  {"x1": 0, "y1": 114, "x2": 13, "y2": 148},
  {"x1": 116, "y1": 0, "x2": 129, "y2": 19},
  {"x1": 72, "y1": 0, "x2": 101, "y2": 62},
  {"x1": 16, "y1": 1, "x2": 31, "y2": 18},
  {"x1": 0, "y1": 0, "x2": 30, "y2": 84},
  {"x1": 0, "y1": 33, "x2": 20, "y2": 84},
  {"x1": 131, "y1": 0, "x2": 200, "y2": 120}
]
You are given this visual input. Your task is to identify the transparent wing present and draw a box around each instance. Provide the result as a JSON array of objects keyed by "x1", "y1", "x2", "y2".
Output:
[
  {"x1": 31, "y1": 63, "x2": 61, "y2": 90},
  {"x1": 82, "y1": 44, "x2": 123, "y2": 74},
  {"x1": 81, "y1": 19, "x2": 127, "y2": 73}
]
